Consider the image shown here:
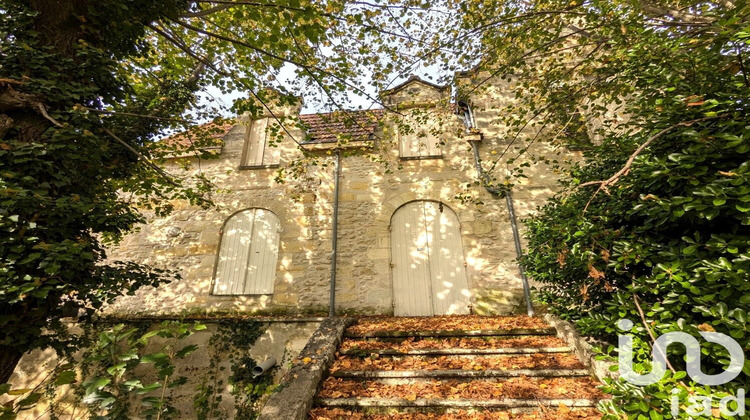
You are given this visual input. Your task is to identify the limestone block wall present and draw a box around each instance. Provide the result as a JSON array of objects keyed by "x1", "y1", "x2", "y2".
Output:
[
  {"x1": 104, "y1": 77, "x2": 570, "y2": 317},
  {"x1": 106, "y1": 123, "x2": 336, "y2": 316},
  {"x1": 457, "y1": 71, "x2": 581, "y2": 295},
  {"x1": 457, "y1": 71, "x2": 578, "y2": 218}
]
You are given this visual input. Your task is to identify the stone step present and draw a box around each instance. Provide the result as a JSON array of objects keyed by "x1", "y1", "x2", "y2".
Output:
[
  {"x1": 309, "y1": 407, "x2": 603, "y2": 419},
  {"x1": 339, "y1": 335, "x2": 571, "y2": 351},
  {"x1": 331, "y1": 368, "x2": 590, "y2": 379},
  {"x1": 317, "y1": 377, "x2": 606, "y2": 401},
  {"x1": 330, "y1": 353, "x2": 586, "y2": 374},
  {"x1": 309, "y1": 317, "x2": 606, "y2": 419},
  {"x1": 314, "y1": 397, "x2": 602, "y2": 409},
  {"x1": 344, "y1": 328, "x2": 556, "y2": 339},
  {"x1": 340, "y1": 346, "x2": 572, "y2": 356}
]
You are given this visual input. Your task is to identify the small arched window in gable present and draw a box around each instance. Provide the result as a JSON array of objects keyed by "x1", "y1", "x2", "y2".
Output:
[{"x1": 213, "y1": 208, "x2": 280, "y2": 295}]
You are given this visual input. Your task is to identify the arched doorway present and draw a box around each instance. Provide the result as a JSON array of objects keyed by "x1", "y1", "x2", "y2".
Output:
[{"x1": 391, "y1": 201, "x2": 471, "y2": 316}]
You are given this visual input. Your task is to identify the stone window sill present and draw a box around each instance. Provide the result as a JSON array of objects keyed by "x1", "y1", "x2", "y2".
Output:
[
  {"x1": 239, "y1": 164, "x2": 281, "y2": 170},
  {"x1": 399, "y1": 155, "x2": 443, "y2": 161}
]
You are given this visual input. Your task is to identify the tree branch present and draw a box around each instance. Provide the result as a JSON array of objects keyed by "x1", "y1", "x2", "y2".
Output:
[
  {"x1": 579, "y1": 116, "x2": 721, "y2": 190},
  {"x1": 168, "y1": 17, "x2": 395, "y2": 111},
  {"x1": 102, "y1": 127, "x2": 180, "y2": 187},
  {"x1": 579, "y1": 115, "x2": 724, "y2": 211},
  {"x1": 633, "y1": 294, "x2": 679, "y2": 374},
  {"x1": 180, "y1": 4, "x2": 231, "y2": 18},
  {"x1": 77, "y1": 106, "x2": 193, "y2": 122}
]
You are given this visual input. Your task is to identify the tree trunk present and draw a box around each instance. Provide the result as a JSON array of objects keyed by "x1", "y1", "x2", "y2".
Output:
[{"x1": 0, "y1": 346, "x2": 24, "y2": 384}]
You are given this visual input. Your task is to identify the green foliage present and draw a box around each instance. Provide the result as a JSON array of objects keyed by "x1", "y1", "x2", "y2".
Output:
[
  {"x1": 0, "y1": 0, "x2": 212, "y2": 378},
  {"x1": 0, "y1": 321, "x2": 204, "y2": 420},
  {"x1": 227, "y1": 355, "x2": 276, "y2": 420},
  {"x1": 79, "y1": 321, "x2": 204, "y2": 420},
  {"x1": 193, "y1": 320, "x2": 272, "y2": 420},
  {"x1": 0, "y1": 0, "x2": 447, "y2": 379},
  {"x1": 494, "y1": 1, "x2": 750, "y2": 417}
]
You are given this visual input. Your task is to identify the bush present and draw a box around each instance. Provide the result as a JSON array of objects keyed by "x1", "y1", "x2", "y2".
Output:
[{"x1": 522, "y1": 112, "x2": 750, "y2": 418}]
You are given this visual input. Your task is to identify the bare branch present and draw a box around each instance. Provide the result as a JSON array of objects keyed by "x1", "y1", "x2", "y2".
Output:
[
  {"x1": 102, "y1": 127, "x2": 180, "y2": 187},
  {"x1": 579, "y1": 115, "x2": 724, "y2": 211},
  {"x1": 36, "y1": 103, "x2": 63, "y2": 127},
  {"x1": 633, "y1": 294, "x2": 681, "y2": 376}
]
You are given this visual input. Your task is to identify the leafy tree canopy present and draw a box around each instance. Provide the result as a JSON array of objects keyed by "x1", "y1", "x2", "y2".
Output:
[
  {"x1": 445, "y1": 0, "x2": 750, "y2": 417},
  {"x1": 3, "y1": 0, "x2": 749, "y2": 417},
  {"x1": 0, "y1": 0, "x2": 452, "y2": 383}
]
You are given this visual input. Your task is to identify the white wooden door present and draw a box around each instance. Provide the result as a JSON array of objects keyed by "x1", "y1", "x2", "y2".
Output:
[
  {"x1": 214, "y1": 209, "x2": 280, "y2": 295},
  {"x1": 391, "y1": 201, "x2": 470, "y2": 316},
  {"x1": 391, "y1": 202, "x2": 433, "y2": 315},
  {"x1": 424, "y1": 202, "x2": 470, "y2": 315}
]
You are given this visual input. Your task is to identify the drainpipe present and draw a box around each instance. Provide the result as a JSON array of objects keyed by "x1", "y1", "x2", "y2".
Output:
[
  {"x1": 329, "y1": 149, "x2": 342, "y2": 317},
  {"x1": 469, "y1": 140, "x2": 535, "y2": 317}
]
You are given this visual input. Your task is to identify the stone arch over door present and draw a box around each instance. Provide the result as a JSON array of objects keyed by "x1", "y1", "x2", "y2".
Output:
[{"x1": 390, "y1": 200, "x2": 471, "y2": 316}]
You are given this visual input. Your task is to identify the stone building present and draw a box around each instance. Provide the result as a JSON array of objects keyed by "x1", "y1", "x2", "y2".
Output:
[
  {"x1": 7, "y1": 72, "x2": 587, "y2": 420},
  {"x1": 104, "y1": 72, "x2": 573, "y2": 319}
]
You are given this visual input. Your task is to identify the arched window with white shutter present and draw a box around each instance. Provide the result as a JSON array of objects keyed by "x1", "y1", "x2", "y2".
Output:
[{"x1": 212, "y1": 208, "x2": 280, "y2": 295}]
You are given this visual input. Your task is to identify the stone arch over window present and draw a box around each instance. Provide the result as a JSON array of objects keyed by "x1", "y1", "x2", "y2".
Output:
[{"x1": 212, "y1": 208, "x2": 280, "y2": 295}]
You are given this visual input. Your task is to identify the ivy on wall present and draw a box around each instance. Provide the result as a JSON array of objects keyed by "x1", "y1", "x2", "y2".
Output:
[{"x1": 0, "y1": 320, "x2": 278, "y2": 420}]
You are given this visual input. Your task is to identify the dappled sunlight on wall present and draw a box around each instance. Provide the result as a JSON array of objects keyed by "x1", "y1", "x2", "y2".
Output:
[{"x1": 104, "y1": 76, "x2": 574, "y2": 317}]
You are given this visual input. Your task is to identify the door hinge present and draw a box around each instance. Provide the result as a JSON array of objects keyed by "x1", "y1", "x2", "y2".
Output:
[{"x1": 392, "y1": 301, "x2": 396, "y2": 308}]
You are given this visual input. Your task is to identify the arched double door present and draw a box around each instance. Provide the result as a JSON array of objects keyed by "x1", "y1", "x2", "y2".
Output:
[{"x1": 391, "y1": 201, "x2": 471, "y2": 316}]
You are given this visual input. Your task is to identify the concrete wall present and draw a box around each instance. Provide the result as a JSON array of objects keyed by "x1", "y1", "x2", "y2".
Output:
[{"x1": 103, "y1": 77, "x2": 572, "y2": 317}]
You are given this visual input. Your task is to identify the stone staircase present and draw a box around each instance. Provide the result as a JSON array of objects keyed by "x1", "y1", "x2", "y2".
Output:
[{"x1": 308, "y1": 316, "x2": 606, "y2": 419}]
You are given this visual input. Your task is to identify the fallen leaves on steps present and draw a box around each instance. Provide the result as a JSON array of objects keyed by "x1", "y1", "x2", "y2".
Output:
[
  {"x1": 317, "y1": 377, "x2": 606, "y2": 400},
  {"x1": 330, "y1": 354, "x2": 585, "y2": 372},
  {"x1": 347, "y1": 316, "x2": 549, "y2": 335},
  {"x1": 309, "y1": 407, "x2": 602, "y2": 420},
  {"x1": 340, "y1": 336, "x2": 569, "y2": 352}
]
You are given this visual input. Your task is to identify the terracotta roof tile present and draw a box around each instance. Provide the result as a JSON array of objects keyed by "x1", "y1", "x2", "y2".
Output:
[
  {"x1": 299, "y1": 109, "x2": 384, "y2": 144},
  {"x1": 161, "y1": 120, "x2": 234, "y2": 150}
]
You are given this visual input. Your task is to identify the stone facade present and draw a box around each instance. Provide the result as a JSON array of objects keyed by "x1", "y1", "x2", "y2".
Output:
[{"x1": 104, "y1": 74, "x2": 576, "y2": 318}]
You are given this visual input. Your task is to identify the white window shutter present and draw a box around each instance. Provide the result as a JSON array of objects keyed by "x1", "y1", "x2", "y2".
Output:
[
  {"x1": 213, "y1": 208, "x2": 280, "y2": 295},
  {"x1": 243, "y1": 209, "x2": 280, "y2": 294},
  {"x1": 424, "y1": 120, "x2": 442, "y2": 157},
  {"x1": 263, "y1": 121, "x2": 281, "y2": 165},
  {"x1": 213, "y1": 210, "x2": 255, "y2": 295},
  {"x1": 399, "y1": 115, "x2": 442, "y2": 158},
  {"x1": 243, "y1": 118, "x2": 268, "y2": 166},
  {"x1": 399, "y1": 119, "x2": 421, "y2": 158}
]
